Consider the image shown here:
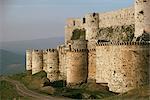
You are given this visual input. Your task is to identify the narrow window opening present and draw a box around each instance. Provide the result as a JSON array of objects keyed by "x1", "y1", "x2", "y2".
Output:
[
  {"x1": 83, "y1": 18, "x2": 86, "y2": 23},
  {"x1": 73, "y1": 21, "x2": 75, "y2": 26},
  {"x1": 93, "y1": 13, "x2": 96, "y2": 17},
  {"x1": 139, "y1": 11, "x2": 144, "y2": 15},
  {"x1": 69, "y1": 45, "x2": 71, "y2": 51}
]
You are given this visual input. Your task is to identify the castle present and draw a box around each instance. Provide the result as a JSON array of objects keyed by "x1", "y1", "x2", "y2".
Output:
[{"x1": 26, "y1": 0, "x2": 150, "y2": 93}]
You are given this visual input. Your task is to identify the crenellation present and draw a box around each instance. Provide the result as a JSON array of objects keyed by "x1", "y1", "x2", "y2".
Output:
[
  {"x1": 26, "y1": 0, "x2": 150, "y2": 93},
  {"x1": 96, "y1": 41, "x2": 150, "y2": 46}
]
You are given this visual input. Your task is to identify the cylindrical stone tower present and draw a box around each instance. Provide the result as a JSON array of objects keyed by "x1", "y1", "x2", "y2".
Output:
[
  {"x1": 26, "y1": 49, "x2": 32, "y2": 71},
  {"x1": 46, "y1": 49, "x2": 59, "y2": 82},
  {"x1": 85, "y1": 13, "x2": 99, "y2": 40},
  {"x1": 66, "y1": 49, "x2": 88, "y2": 85},
  {"x1": 135, "y1": 0, "x2": 150, "y2": 38},
  {"x1": 32, "y1": 50, "x2": 43, "y2": 74}
]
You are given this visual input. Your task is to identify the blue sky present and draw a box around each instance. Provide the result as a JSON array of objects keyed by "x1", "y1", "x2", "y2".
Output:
[{"x1": 0, "y1": 0, "x2": 134, "y2": 42}]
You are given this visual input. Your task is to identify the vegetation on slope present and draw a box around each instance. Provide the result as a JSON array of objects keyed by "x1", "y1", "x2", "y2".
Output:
[
  {"x1": 104, "y1": 85, "x2": 150, "y2": 100},
  {"x1": 9, "y1": 71, "x2": 117, "y2": 99},
  {"x1": 71, "y1": 29, "x2": 86, "y2": 40},
  {"x1": 0, "y1": 80, "x2": 31, "y2": 100},
  {"x1": 8, "y1": 71, "x2": 150, "y2": 99},
  {"x1": 0, "y1": 80, "x2": 20, "y2": 99}
]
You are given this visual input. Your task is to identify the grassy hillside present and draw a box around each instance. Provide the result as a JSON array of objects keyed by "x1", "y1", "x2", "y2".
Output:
[
  {"x1": 0, "y1": 80, "x2": 20, "y2": 99},
  {"x1": 0, "y1": 80, "x2": 31, "y2": 100},
  {"x1": 0, "y1": 49, "x2": 25, "y2": 75},
  {"x1": 0, "y1": 37, "x2": 64, "y2": 75},
  {"x1": 9, "y1": 71, "x2": 117, "y2": 99}
]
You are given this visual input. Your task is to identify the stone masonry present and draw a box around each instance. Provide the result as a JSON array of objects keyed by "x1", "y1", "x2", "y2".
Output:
[{"x1": 26, "y1": 0, "x2": 150, "y2": 93}]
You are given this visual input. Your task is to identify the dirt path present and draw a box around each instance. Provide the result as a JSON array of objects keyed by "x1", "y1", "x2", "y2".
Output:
[{"x1": 0, "y1": 76, "x2": 70, "y2": 100}]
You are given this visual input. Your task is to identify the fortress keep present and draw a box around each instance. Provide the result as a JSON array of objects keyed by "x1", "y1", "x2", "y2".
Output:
[{"x1": 26, "y1": 0, "x2": 150, "y2": 93}]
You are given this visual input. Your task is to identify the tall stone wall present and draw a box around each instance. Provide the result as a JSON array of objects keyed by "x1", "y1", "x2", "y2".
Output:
[
  {"x1": 65, "y1": 18, "x2": 83, "y2": 43},
  {"x1": 58, "y1": 45, "x2": 67, "y2": 80},
  {"x1": 32, "y1": 50, "x2": 43, "y2": 75},
  {"x1": 46, "y1": 49, "x2": 59, "y2": 82},
  {"x1": 66, "y1": 49, "x2": 88, "y2": 85},
  {"x1": 87, "y1": 40, "x2": 96, "y2": 80},
  {"x1": 67, "y1": 40, "x2": 87, "y2": 49},
  {"x1": 43, "y1": 50, "x2": 47, "y2": 72},
  {"x1": 88, "y1": 49, "x2": 96, "y2": 80},
  {"x1": 26, "y1": 49, "x2": 32, "y2": 71},
  {"x1": 84, "y1": 13, "x2": 99, "y2": 40},
  {"x1": 96, "y1": 42, "x2": 150, "y2": 93},
  {"x1": 99, "y1": 7, "x2": 134, "y2": 28},
  {"x1": 135, "y1": 0, "x2": 150, "y2": 38}
]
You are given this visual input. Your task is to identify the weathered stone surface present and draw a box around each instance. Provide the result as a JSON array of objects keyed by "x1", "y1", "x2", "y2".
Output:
[
  {"x1": 32, "y1": 50, "x2": 43, "y2": 75},
  {"x1": 96, "y1": 42, "x2": 150, "y2": 93},
  {"x1": 96, "y1": 25, "x2": 135, "y2": 42},
  {"x1": 26, "y1": 0, "x2": 150, "y2": 94},
  {"x1": 66, "y1": 50, "x2": 88, "y2": 85}
]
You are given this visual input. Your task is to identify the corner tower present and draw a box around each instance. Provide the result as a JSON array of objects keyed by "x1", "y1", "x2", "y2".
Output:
[
  {"x1": 135, "y1": 0, "x2": 150, "y2": 38},
  {"x1": 26, "y1": 49, "x2": 32, "y2": 71},
  {"x1": 32, "y1": 50, "x2": 43, "y2": 74},
  {"x1": 66, "y1": 49, "x2": 88, "y2": 85}
]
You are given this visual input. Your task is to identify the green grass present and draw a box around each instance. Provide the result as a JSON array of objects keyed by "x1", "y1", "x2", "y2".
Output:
[
  {"x1": 8, "y1": 71, "x2": 117, "y2": 99},
  {"x1": 9, "y1": 71, "x2": 150, "y2": 100},
  {"x1": 0, "y1": 80, "x2": 20, "y2": 99}
]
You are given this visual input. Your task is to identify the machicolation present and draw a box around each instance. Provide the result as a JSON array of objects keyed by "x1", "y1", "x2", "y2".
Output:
[{"x1": 26, "y1": 0, "x2": 150, "y2": 93}]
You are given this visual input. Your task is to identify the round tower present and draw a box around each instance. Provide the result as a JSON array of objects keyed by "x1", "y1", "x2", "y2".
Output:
[
  {"x1": 46, "y1": 49, "x2": 59, "y2": 82},
  {"x1": 84, "y1": 13, "x2": 99, "y2": 40},
  {"x1": 135, "y1": 0, "x2": 150, "y2": 38},
  {"x1": 26, "y1": 49, "x2": 32, "y2": 71},
  {"x1": 66, "y1": 49, "x2": 88, "y2": 85},
  {"x1": 32, "y1": 50, "x2": 43, "y2": 74}
]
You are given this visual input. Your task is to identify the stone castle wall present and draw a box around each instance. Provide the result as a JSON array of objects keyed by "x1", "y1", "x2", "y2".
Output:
[
  {"x1": 135, "y1": 0, "x2": 150, "y2": 38},
  {"x1": 67, "y1": 40, "x2": 87, "y2": 49},
  {"x1": 87, "y1": 40, "x2": 96, "y2": 80},
  {"x1": 26, "y1": 0, "x2": 150, "y2": 93},
  {"x1": 66, "y1": 49, "x2": 88, "y2": 85},
  {"x1": 26, "y1": 49, "x2": 32, "y2": 71},
  {"x1": 46, "y1": 49, "x2": 59, "y2": 82},
  {"x1": 58, "y1": 45, "x2": 67, "y2": 80},
  {"x1": 88, "y1": 49, "x2": 96, "y2": 80},
  {"x1": 98, "y1": 7, "x2": 134, "y2": 28},
  {"x1": 96, "y1": 42, "x2": 150, "y2": 93},
  {"x1": 43, "y1": 50, "x2": 47, "y2": 72},
  {"x1": 65, "y1": 7, "x2": 135, "y2": 43},
  {"x1": 32, "y1": 50, "x2": 43, "y2": 74}
]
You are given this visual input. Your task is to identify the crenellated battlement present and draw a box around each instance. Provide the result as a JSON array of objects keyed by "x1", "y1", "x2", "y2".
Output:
[
  {"x1": 26, "y1": 0, "x2": 150, "y2": 94},
  {"x1": 45, "y1": 48, "x2": 58, "y2": 52},
  {"x1": 67, "y1": 49, "x2": 88, "y2": 52},
  {"x1": 96, "y1": 41, "x2": 150, "y2": 46},
  {"x1": 88, "y1": 49, "x2": 96, "y2": 51}
]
